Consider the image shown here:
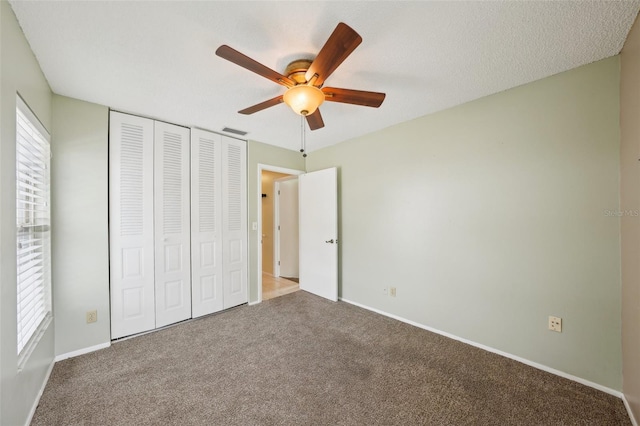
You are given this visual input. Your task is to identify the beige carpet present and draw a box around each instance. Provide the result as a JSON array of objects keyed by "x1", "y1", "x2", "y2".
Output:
[{"x1": 32, "y1": 291, "x2": 630, "y2": 425}]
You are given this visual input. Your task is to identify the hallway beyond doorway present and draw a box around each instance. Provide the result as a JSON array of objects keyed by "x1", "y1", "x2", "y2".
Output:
[{"x1": 262, "y1": 273, "x2": 299, "y2": 301}]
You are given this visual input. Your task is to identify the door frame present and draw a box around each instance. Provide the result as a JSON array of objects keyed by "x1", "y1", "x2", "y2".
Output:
[
  {"x1": 256, "y1": 164, "x2": 304, "y2": 303},
  {"x1": 274, "y1": 176, "x2": 299, "y2": 278}
]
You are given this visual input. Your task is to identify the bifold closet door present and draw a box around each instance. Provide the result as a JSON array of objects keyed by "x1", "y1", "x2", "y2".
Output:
[
  {"x1": 111, "y1": 115, "x2": 246, "y2": 335},
  {"x1": 191, "y1": 129, "x2": 224, "y2": 318},
  {"x1": 154, "y1": 121, "x2": 192, "y2": 328},
  {"x1": 110, "y1": 112, "x2": 155, "y2": 339},
  {"x1": 191, "y1": 131, "x2": 247, "y2": 315},
  {"x1": 222, "y1": 136, "x2": 247, "y2": 309}
]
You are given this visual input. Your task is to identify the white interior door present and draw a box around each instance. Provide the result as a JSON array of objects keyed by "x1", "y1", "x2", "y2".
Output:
[
  {"x1": 222, "y1": 136, "x2": 248, "y2": 309},
  {"x1": 154, "y1": 121, "x2": 192, "y2": 328},
  {"x1": 109, "y1": 112, "x2": 155, "y2": 339},
  {"x1": 191, "y1": 129, "x2": 224, "y2": 317},
  {"x1": 299, "y1": 167, "x2": 338, "y2": 301},
  {"x1": 275, "y1": 177, "x2": 299, "y2": 278}
]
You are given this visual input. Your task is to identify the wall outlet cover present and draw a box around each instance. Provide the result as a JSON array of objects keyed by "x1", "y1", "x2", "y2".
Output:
[{"x1": 548, "y1": 316, "x2": 562, "y2": 332}]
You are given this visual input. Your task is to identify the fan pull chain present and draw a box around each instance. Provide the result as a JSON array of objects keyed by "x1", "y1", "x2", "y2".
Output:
[{"x1": 300, "y1": 115, "x2": 307, "y2": 158}]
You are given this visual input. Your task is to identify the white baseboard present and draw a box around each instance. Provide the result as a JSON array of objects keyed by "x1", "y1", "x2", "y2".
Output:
[
  {"x1": 54, "y1": 341, "x2": 110, "y2": 362},
  {"x1": 248, "y1": 300, "x2": 261, "y2": 306},
  {"x1": 623, "y1": 394, "x2": 639, "y2": 426},
  {"x1": 339, "y1": 298, "x2": 622, "y2": 398},
  {"x1": 24, "y1": 360, "x2": 54, "y2": 426}
]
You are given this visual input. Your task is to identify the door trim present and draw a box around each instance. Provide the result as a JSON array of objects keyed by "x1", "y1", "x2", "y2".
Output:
[{"x1": 257, "y1": 164, "x2": 304, "y2": 303}]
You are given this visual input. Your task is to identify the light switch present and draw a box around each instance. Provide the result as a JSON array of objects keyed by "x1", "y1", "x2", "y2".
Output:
[{"x1": 252, "y1": 222, "x2": 257, "y2": 231}]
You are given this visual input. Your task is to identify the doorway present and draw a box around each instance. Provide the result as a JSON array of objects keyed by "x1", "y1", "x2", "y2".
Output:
[{"x1": 257, "y1": 165, "x2": 304, "y2": 302}]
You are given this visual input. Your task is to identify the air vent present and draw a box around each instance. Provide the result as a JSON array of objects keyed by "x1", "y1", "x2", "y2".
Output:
[{"x1": 222, "y1": 127, "x2": 248, "y2": 136}]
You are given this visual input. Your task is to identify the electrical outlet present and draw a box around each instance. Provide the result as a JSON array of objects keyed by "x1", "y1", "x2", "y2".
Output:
[
  {"x1": 382, "y1": 287, "x2": 388, "y2": 296},
  {"x1": 86, "y1": 310, "x2": 97, "y2": 324},
  {"x1": 390, "y1": 287, "x2": 397, "y2": 297},
  {"x1": 548, "y1": 316, "x2": 562, "y2": 332}
]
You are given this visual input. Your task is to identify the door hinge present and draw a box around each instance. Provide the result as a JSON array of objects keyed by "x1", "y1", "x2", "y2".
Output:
[
  {"x1": 278, "y1": 261, "x2": 280, "y2": 265},
  {"x1": 278, "y1": 190, "x2": 280, "y2": 195},
  {"x1": 278, "y1": 225, "x2": 280, "y2": 230}
]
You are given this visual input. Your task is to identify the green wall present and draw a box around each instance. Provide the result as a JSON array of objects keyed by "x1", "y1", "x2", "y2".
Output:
[
  {"x1": 620, "y1": 12, "x2": 640, "y2": 422},
  {"x1": 307, "y1": 57, "x2": 622, "y2": 390},
  {"x1": 0, "y1": 1, "x2": 54, "y2": 424},
  {"x1": 51, "y1": 95, "x2": 110, "y2": 357}
]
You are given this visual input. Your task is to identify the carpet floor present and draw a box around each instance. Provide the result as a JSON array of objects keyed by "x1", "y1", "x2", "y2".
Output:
[{"x1": 32, "y1": 291, "x2": 630, "y2": 425}]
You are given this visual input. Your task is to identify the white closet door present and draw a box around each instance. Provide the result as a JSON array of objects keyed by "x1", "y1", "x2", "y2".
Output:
[
  {"x1": 222, "y1": 136, "x2": 247, "y2": 309},
  {"x1": 109, "y1": 112, "x2": 155, "y2": 339},
  {"x1": 154, "y1": 121, "x2": 192, "y2": 328},
  {"x1": 190, "y1": 129, "x2": 224, "y2": 317}
]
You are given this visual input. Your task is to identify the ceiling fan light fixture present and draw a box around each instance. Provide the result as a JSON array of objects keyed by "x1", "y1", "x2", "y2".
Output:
[{"x1": 283, "y1": 85, "x2": 325, "y2": 116}]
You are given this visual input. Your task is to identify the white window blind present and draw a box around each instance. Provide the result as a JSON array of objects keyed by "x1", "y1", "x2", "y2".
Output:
[{"x1": 16, "y1": 96, "x2": 51, "y2": 356}]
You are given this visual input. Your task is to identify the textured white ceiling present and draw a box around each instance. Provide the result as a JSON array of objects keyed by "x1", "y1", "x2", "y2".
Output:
[{"x1": 9, "y1": 1, "x2": 640, "y2": 152}]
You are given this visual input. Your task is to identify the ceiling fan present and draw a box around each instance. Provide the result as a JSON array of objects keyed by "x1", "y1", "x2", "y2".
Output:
[{"x1": 215, "y1": 22, "x2": 386, "y2": 131}]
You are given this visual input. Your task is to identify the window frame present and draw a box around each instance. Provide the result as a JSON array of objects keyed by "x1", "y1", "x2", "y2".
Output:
[{"x1": 16, "y1": 95, "x2": 52, "y2": 367}]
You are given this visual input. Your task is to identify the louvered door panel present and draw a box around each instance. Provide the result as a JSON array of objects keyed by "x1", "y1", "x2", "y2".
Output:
[
  {"x1": 190, "y1": 129, "x2": 224, "y2": 317},
  {"x1": 109, "y1": 112, "x2": 155, "y2": 339},
  {"x1": 154, "y1": 121, "x2": 192, "y2": 328},
  {"x1": 222, "y1": 136, "x2": 247, "y2": 309}
]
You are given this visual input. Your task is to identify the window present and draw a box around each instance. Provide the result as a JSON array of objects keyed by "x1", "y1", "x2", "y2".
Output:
[{"x1": 16, "y1": 96, "x2": 51, "y2": 358}]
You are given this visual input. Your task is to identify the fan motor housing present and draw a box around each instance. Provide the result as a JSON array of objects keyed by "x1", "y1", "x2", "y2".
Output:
[{"x1": 285, "y1": 59, "x2": 313, "y2": 84}]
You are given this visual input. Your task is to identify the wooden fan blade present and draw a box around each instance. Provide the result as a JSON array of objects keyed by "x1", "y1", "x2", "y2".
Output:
[
  {"x1": 322, "y1": 87, "x2": 386, "y2": 108},
  {"x1": 305, "y1": 23, "x2": 362, "y2": 87},
  {"x1": 305, "y1": 109, "x2": 325, "y2": 130},
  {"x1": 216, "y1": 45, "x2": 295, "y2": 88},
  {"x1": 238, "y1": 95, "x2": 284, "y2": 115}
]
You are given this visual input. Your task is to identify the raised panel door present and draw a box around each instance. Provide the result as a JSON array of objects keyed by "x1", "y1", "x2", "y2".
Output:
[
  {"x1": 222, "y1": 137, "x2": 247, "y2": 309},
  {"x1": 191, "y1": 128, "x2": 224, "y2": 317},
  {"x1": 154, "y1": 121, "x2": 192, "y2": 328},
  {"x1": 109, "y1": 112, "x2": 155, "y2": 338}
]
